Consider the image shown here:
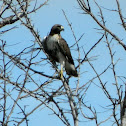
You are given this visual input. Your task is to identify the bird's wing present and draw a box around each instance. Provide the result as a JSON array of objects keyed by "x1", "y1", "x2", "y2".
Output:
[
  {"x1": 42, "y1": 35, "x2": 59, "y2": 64},
  {"x1": 58, "y1": 38, "x2": 74, "y2": 65},
  {"x1": 41, "y1": 36, "x2": 47, "y2": 51}
]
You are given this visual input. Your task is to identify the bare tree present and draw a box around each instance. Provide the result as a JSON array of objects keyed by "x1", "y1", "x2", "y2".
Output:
[
  {"x1": 0, "y1": 0, "x2": 126, "y2": 126},
  {"x1": 77, "y1": 0, "x2": 126, "y2": 126}
]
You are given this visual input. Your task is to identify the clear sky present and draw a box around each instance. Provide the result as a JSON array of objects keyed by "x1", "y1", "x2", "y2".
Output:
[{"x1": 1, "y1": 0, "x2": 126, "y2": 126}]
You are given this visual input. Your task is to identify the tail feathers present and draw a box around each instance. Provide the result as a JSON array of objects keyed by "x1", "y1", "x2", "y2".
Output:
[
  {"x1": 65, "y1": 62, "x2": 78, "y2": 77},
  {"x1": 67, "y1": 69, "x2": 78, "y2": 77}
]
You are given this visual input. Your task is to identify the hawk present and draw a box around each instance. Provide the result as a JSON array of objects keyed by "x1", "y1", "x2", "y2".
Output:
[{"x1": 42, "y1": 24, "x2": 78, "y2": 77}]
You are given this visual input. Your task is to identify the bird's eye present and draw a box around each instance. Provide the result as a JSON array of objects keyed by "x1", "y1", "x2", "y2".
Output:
[{"x1": 57, "y1": 26, "x2": 61, "y2": 29}]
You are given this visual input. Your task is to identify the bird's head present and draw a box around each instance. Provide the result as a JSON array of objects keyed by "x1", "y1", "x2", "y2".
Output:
[{"x1": 50, "y1": 24, "x2": 64, "y2": 35}]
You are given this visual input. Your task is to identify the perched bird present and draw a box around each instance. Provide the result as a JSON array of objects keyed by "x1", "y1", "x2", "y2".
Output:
[{"x1": 42, "y1": 24, "x2": 78, "y2": 77}]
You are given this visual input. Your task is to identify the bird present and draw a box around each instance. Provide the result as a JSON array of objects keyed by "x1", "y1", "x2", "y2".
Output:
[{"x1": 42, "y1": 24, "x2": 78, "y2": 77}]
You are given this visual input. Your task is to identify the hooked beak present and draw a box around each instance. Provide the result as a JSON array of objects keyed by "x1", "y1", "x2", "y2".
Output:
[{"x1": 61, "y1": 26, "x2": 64, "y2": 31}]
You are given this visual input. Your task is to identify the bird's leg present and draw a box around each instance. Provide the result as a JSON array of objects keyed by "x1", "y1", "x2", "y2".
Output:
[{"x1": 60, "y1": 64, "x2": 63, "y2": 78}]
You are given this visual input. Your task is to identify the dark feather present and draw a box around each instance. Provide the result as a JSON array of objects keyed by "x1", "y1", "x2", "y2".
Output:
[
  {"x1": 57, "y1": 38, "x2": 74, "y2": 65},
  {"x1": 42, "y1": 36, "x2": 59, "y2": 63}
]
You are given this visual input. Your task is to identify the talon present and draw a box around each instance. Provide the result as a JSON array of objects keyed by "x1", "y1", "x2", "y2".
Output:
[
  {"x1": 60, "y1": 69, "x2": 63, "y2": 78},
  {"x1": 59, "y1": 63, "x2": 64, "y2": 78}
]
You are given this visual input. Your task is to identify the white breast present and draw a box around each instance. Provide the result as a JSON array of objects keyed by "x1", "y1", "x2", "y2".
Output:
[{"x1": 47, "y1": 34, "x2": 59, "y2": 50}]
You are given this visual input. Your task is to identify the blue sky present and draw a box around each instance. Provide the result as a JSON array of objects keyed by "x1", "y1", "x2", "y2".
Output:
[{"x1": 1, "y1": 0, "x2": 126, "y2": 126}]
